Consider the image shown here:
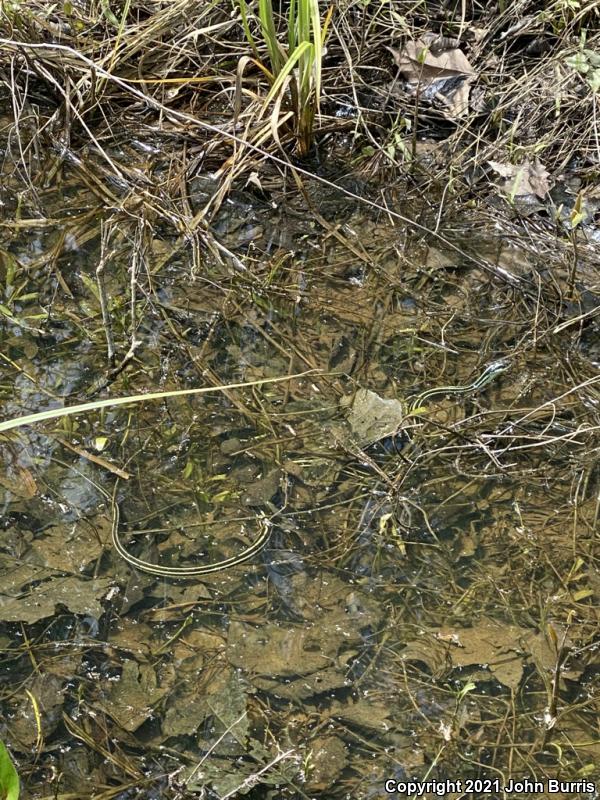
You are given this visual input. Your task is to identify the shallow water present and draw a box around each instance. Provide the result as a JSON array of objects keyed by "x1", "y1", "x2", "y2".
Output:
[{"x1": 1, "y1": 156, "x2": 599, "y2": 799}]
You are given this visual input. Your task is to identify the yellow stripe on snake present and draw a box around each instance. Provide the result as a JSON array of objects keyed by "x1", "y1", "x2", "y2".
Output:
[{"x1": 109, "y1": 484, "x2": 271, "y2": 577}]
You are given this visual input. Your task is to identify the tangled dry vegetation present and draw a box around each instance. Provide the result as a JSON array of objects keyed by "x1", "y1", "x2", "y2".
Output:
[{"x1": 0, "y1": 0, "x2": 599, "y2": 235}]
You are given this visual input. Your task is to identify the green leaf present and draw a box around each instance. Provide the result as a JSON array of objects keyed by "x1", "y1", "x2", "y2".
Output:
[
  {"x1": 588, "y1": 69, "x2": 600, "y2": 93},
  {"x1": 80, "y1": 273, "x2": 100, "y2": 302},
  {"x1": 0, "y1": 740, "x2": 19, "y2": 800},
  {"x1": 0, "y1": 249, "x2": 18, "y2": 287},
  {"x1": 308, "y1": 0, "x2": 322, "y2": 109},
  {"x1": 258, "y1": 0, "x2": 285, "y2": 73},
  {"x1": 211, "y1": 490, "x2": 235, "y2": 503},
  {"x1": 0, "y1": 371, "x2": 314, "y2": 434},
  {"x1": 565, "y1": 52, "x2": 589, "y2": 74},
  {"x1": 570, "y1": 191, "x2": 584, "y2": 228},
  {"x1": 100, "y1": 0, "x2": 120, "y2": 27},
  {"x1": 572, "y1": 587, "x2": 594, "y2": 601},
  {"x1": 584, "y1": 49, "x2": 600, "y2": 68},
  {"x1": 265, "y1": 40, "x2": 312, "y2": 106},
  {"x1": 237, "y1": 0, "x2": 259, "y2": 59}
]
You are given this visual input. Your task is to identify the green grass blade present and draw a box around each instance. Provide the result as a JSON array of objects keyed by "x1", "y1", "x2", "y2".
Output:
[
  {"x1": 297, "y1": 0, "x2": 309, "y2": 44},
  {"x1": 258, "y1": 0, "x2": 284, "y2": 73},
  {"x1": 0, "y1": 371, "x2": 316, "y2": 434},
  {"x1": 287, "y1": 0, "x2": 297, "y2": 51},
  {"x1": 238, "y1": 0, "x2": 259, "y2": 59},
  {"x1": 298, "y1": 42, "x2": 315, "y2": 99},
  {"x1": 0, "y1": 741, "x2": 19, "y2": 800},
  {"x1": 309, "y1": 0, "x2": 322, "y2": 110},
  {"x1": 264, "y1": 41, "x2": 312, "y2": 106}
]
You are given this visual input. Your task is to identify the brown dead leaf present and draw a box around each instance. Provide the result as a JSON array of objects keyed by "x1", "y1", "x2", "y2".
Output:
[
  {"x1": 388, "y1": 38, "x2": 475, "y2": 117},
  {"x1": 254, "y1": 666, "x2": 351, "y2": 701},
  {"x1": 555, "y1": 713, "x2": 600, "y2": 762},
  {"x1": 488, "y1": 159, "x2": 552, "y2": 199},
  {"x1": 521, "y1": 627, "x2": 582, "y2": 681},
  {"x1": 0, "y1": 575, "x2": 113, "y2": 623},
  {"x1": 389, "y1": 39, "x2": 475, "y2": 83},
  {"x1": 0, "y1": 465, "x2": 37, "y2": 498},
  {"x1": 325, "y1": 697, "x2": 394, "y2": 732},
  {"x1": 441, "y1": 79, "x2": 473, "y2": 117},
  {"x1": 400, "y1": 635, "x2": 449, "y2": 678},
  {"x1": 8, "y1": 674, "x2": 65, "y2": 750},
  {"x1": 341, "y1": 387, "x2": 406, "y2": 446},
  {"x1": 108, "y1": 618, "x2": 155, "y2": 661},
  {"x1": 424, "y1": 246, "x2": 456, "y2": 271},
  {"x1": 29, "y1": 516, "x2": 111, "y2": 573},
  {"x1": 306, "y1": 736, "x2": 348, "y2": 792},
  {"x1": 436, "y1": 618, "x2": 530, "y2": 689},
  {"x1": 100, "y1": 660, "x2": 171, "y2": 732}
]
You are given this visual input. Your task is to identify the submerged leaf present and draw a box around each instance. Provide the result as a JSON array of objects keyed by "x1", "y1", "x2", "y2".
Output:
[
  {"x1": 306, "y1": 736, "x2": 348, "y2": 792},
  {"x1": 29, "y1": 517, "x2": 110, "y2": 573},
  {"x1": 436, "y1": 618, "x2": 529, "y2": 689},
  {"x1": 341, "y1": 387, "x2": 405, "y2": 446},
  {"x1": 101, "y1": 660, "x2": 170, "y2": 732},
  {"x1": 0, "y1": 576, "x2": 112, "y2": 623}
]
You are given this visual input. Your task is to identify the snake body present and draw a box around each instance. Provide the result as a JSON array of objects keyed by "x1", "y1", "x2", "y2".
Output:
[
  {"x1": 113, "y1": 359, "x2": 509, "y2": 577},
  {"x1": 407, "y1": 359, "x2": 509, "y2": 412},
  {"x1": 110, "y1": 494, "x2": 271, "y2": 578}
]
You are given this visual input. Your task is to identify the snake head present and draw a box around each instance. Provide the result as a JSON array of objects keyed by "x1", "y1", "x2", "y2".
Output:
[{"x1": 476, "y1": 359, "x2": 511, "y2": 387}]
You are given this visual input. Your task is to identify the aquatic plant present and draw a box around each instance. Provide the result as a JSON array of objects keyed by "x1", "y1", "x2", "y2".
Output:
[{"x1": 0, "y1": 741, "x2": 19, "y2": 800}]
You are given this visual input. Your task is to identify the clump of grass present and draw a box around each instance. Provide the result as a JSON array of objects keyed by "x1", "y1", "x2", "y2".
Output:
[{"x1": 237, "y1": 0, "x2": 331, "y2": 155}]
